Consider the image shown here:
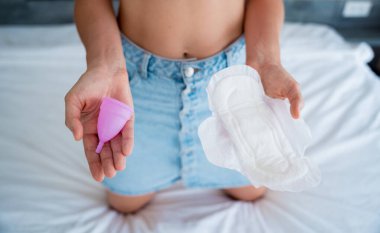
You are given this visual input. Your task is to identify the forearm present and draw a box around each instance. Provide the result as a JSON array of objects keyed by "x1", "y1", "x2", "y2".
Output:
[
  {"x1": 74, "y1": 0, "x2": 125, "y2": 71},
  {"x1": 244, "y1": 0, "x2": 284, "y2": 70}
]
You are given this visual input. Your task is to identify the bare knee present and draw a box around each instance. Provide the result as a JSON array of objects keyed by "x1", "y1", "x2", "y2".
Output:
[
  {"x1": 107, "y1": 190, "x2": 155, "y2": 214},
  {"x1": 223, "y1": 186, "x2": 267, "y2": 202}
]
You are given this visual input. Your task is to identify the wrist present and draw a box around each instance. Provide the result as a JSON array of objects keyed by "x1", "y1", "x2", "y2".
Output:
[
  {"x1": 87, "y1": 58, "x2": 127, "y2": 77},
  {"x1": 246, "y1": 42, "x2": 281, "y2": 73},
  {"x1": 246, "y1": 59, "x2": 281, "y2": 74},
  {"x1": 86, "y1": 47, "x2": 126, "y2": 73},
  {"x1": 87, "y1": 58, "x2": 126, "y2": 75}
]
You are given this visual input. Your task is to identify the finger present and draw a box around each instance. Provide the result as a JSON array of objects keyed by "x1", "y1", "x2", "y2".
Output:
[
  {"x1": 83, "y1": 134, "x2": 104, "y2": 182},
  {"x1": 110, "y1": 134, "x2": 126, "y2": 171},
  {"x1": 286, "y1": 83, "x2": 302, "y2": 119},
  {"x1": 100, "y1": 142, "x2": 116, "y2": 178},
  {"x1": 65, "y1": 93, "x2": 83, "y2": 140},
  {"x1": 290, "y1": 97, "x2": 300, "y2": 119},
  {"x1": 121, "y1": 114, "x2": 135, "y2": 156}
]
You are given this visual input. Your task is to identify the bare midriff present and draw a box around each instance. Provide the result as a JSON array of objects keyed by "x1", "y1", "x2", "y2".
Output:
[{"x1": 118, "y1": 0, "x2": 245, "y2": 59}]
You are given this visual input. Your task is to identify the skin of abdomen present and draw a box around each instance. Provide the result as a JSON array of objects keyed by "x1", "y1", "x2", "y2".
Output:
[{"x1": 118, "y1": 0, "x2": 245, "y2": 59}]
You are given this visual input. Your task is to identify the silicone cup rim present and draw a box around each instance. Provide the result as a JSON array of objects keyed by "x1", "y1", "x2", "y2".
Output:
[{"x1": 101, "y1": 97, "x2": 134, "y2": 114}]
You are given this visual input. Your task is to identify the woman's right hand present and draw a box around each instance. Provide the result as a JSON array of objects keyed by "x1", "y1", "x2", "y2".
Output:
[{"x1": 65, "y1": 65, "x2": 134, "y2": 182}]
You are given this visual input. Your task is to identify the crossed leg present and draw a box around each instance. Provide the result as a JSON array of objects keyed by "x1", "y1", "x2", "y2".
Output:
[
  {"x1": 107, "y1": 190, "x2": 155, "y2": 214},
  {"x1": 223, "y1": 185, "x2": 267, "y2": 201}
]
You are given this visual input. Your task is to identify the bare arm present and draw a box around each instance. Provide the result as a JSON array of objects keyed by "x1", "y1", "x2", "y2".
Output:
[
  {"x1": 244, "y1": 0, "x2": 304, "y2": 119},
  {"x1": 74, "y1": 0, "x2": 125, "y2": 70},
  {"x1": 65, "y1": 0, "x2": 134, "y2": 182},
  {"x1": 244, "y1": 0, "x2": 283, "y2": 68}
]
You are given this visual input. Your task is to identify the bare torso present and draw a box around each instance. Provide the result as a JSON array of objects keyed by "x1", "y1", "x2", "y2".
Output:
[{"x1": 118, "y1": 0, "x2": 245, "y2": 59}]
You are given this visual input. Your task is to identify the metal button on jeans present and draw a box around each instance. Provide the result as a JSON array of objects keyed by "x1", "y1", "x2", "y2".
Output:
[{"x1": 184, "y1": 67, "x2": 194, "y2": 78}]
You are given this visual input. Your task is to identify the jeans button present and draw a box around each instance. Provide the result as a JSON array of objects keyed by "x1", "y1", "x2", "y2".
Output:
[{"x1": 184, "y1": 67, "x2": 194, "y2": 78}]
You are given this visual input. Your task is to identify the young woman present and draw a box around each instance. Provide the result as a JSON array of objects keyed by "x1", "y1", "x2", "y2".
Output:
[{"x1": 65, "y1": 0, "x2": 304, "y2": 214}]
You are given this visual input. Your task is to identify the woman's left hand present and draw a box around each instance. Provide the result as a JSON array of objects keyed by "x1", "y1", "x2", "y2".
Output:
[{"x1": 249, "y1": 63, "x2": 304, "y2": 119}]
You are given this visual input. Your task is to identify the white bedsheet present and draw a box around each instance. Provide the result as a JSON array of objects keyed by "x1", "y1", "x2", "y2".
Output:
[{"x1": 0, "y1": 23, "x2": 379, "y2": 233}]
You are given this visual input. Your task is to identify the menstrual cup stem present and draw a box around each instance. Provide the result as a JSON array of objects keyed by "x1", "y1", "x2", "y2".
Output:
[{"x1": 96, "y1": 141, "x2": 104, "y2": 154}]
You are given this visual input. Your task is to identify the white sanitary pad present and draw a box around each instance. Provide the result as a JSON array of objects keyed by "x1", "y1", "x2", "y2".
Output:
[{"x1": 198, "y1": 65, "x2": 321, "y2": 192}]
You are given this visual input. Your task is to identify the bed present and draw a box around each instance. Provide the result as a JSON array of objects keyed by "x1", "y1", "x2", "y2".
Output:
[{"x1": 0, "y1": 23, "x2": 379, "y2": 233}]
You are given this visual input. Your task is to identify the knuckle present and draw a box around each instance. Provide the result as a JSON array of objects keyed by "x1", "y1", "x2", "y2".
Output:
[
  {"x1": 64, "y1": 92, "x2": 72, "y2": 103},
  {"x1": 292, "y1": 82, "x2": 300, "y2": 91},
  {"x1": 101, "y1": 155, "x2": 113, "y2": 163},
  {"x1": 64, "y1": 119, "x2": 70, "y2": 128}
]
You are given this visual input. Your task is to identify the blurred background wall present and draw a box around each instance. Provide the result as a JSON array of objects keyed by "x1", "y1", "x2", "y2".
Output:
[{"x1": 0, "y1": 0, "x2": 379, "y2": 72}]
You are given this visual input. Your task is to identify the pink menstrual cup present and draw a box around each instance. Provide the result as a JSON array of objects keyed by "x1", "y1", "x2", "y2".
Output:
[{"x1": 96, "y1": 97, "x2": 133, "y2": 154}]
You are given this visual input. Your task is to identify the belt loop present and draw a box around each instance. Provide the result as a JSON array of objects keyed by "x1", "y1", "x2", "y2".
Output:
[
  {"x1": 141, "y1": 53, "x2": 151, "y2": 79},
  {"x1": 224, "y1": 47, "x2": 234, "y2": 67}
]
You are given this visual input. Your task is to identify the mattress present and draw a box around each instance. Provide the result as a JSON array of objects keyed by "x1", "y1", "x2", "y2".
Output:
[{"x1": 0, "y1": 23, "x2": 379, "y2": 233}]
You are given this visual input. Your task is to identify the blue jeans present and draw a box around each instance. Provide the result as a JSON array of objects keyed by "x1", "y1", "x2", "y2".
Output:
[{"x1": 102, "y1": 33, "x2": 251, "y2": 195}]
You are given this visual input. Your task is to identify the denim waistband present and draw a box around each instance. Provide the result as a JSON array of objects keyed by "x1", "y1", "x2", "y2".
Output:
[{"x1": 120, "y1": 32, "x2": 246, "y2": 79}]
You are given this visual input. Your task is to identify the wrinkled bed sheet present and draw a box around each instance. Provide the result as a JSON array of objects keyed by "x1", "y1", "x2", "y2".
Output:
[{"x1": 0, "y1": 23, "x2": 379, "y2": 233}]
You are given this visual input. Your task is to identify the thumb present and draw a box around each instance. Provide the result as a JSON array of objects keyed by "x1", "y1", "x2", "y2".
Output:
[
  {"x1": 65, "y1": 93, "x2": 84, "y2": 140},
  {"x1": 286, "y1": 83, "x2": 302, "y2": 119}
]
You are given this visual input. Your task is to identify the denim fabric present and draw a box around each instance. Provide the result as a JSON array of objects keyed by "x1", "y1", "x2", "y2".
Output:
[{"x1": 102, "y1": 33, "x2": 251, "y2": 195}]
